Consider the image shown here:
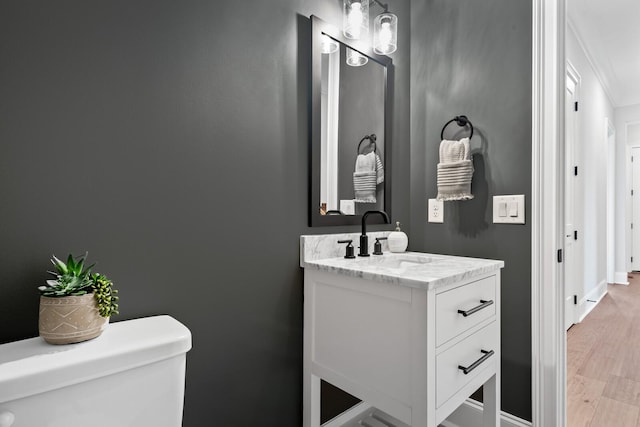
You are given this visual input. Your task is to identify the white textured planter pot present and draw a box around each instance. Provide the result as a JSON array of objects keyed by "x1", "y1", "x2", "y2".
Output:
[{"x1": 39, "y1": 294, "x2": 109, "y2": 345}]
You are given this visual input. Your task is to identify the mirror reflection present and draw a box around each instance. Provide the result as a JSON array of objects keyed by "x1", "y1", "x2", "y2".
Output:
[
  {"x1": 310, "y1": 15, "x2": 392, "y2": 227},
  {"x1": 319, "y1": 39, "x2": 386, "y2": 217}
]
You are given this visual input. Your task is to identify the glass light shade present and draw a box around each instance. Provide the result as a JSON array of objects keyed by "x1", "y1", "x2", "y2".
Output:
[
  {"x1": 346, "y1": 47, "x2": 368, "y2": 67},
  {"x1": 343, "y1": 0, "x2": 369, "y2": 40},
  {"x1": 373, "y1": 12, "x2": 398, "y2": 55},
  {"x1": 321, "y1": 34, "x2": 339, "y2": 54}
]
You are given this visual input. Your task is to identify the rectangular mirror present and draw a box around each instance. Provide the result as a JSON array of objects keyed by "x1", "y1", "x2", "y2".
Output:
[{"x1": 309, "y1": 15, "x2": 394, "y2": 226}]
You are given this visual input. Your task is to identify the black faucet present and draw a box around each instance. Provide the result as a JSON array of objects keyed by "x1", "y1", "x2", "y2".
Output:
[{"x1": 359, "y1": 210, "x2": 391, "y2": 257}]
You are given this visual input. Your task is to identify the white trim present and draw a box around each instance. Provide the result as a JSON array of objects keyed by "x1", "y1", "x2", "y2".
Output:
[
  {"x1": 564, "y1": 60, "x2": 580, "y2": 330},
  {"x1": 442, "y1": 399, "x2": 532, "y2": 427},
  {"x1": 618, "y1": 124, "x2": 640, "y2": 286},
  {"x1": 324, "y1": 49, "x2": 340, "y2": 211},
  {"x1": 577, "y1": 280, "x2": 607, "y2": 322},
  {"x1": 629, "y1": 141, "x2": 640, "y2": 274},
  {"x1": 532, "y1": 1, "x2": 565, "y2": 427},
  {"x1": 566, "y1": 19, "x2": 616, "y2": 107},
  {"x1": 614, "y1": 271, "x2": 629, "y2": 286},
  {"x1": 606, "y1": 117, "x2": 616, "y2": 285},
  {"x1": 565, "y1": 59, "x2": 581, "y2": 86}
]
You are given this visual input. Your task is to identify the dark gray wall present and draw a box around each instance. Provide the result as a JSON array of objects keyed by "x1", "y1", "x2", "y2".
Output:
[
  {"x1": 410, "y1": 0, "x2": 532, "y2": 421},
  {"x1": 0, "y1": 0, "x2": 410, "y2": 426}
]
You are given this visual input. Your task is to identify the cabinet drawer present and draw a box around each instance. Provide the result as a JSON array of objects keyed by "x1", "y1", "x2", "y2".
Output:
[
  {"x1": 436, "y1": 321, "x2": 498, "y2": 408},
  {"x1": 436, "y1": 275, "x2": 496, "y2": 346}
]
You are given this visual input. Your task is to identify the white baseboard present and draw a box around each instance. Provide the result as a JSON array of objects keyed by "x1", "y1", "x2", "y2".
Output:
[
  {"x1": 442, "y1": 399, "x2": 531, "y2": 427},
  {"x1": 577, "y1": 280, "x2": 607, "y2": 323},
  {"x1": 615, "y1": 271, "x2": 629, "y2": 285}
]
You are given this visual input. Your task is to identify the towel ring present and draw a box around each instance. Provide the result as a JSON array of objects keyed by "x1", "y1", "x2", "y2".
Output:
[
  {"x1": 357, "y1": 134, "x2": 377, "y2": 154},
  {"x1": 440, "y1": 115, "x2": 474, "y2": 140}
]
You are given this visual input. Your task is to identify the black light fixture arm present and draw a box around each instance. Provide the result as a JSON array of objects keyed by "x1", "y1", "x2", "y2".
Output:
[{"x1": 371, "y1": 0, "x2": 389, "y2": 13}]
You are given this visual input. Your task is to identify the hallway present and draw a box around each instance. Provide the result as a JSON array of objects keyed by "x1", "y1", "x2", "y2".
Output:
[{"x1": 568, "y1": 274, "x2": 640, "y2": 426}]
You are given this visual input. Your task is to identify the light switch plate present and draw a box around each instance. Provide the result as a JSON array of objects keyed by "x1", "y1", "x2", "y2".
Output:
[
  {"x1": 428, "y1": 198, "x2": 444, "y2": 223},
  {"x1": 493, "y1": 195, "x2": 525, "y2": 224}
]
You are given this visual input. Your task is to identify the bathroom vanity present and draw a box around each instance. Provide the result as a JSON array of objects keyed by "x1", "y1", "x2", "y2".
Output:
[{"x1": 300, "y1": 233, "x2": 504, "y2": 427}]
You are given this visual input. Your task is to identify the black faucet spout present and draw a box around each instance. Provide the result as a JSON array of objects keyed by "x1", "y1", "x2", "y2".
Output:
[{"x1": 359, "y1": 210, "x2": 391, "y2": 257}]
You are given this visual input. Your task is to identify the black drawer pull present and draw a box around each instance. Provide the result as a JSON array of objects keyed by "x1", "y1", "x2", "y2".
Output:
[
  {"x1": 458, "y1": 349, "x2": 494, "y2": 375},
  {"x1": 457, "y1": 299, "x2": 494, "y2": 317}
]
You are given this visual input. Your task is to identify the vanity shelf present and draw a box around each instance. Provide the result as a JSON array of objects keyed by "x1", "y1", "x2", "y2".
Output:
[{"x1": 300, "y1": 233, "x2": 504, "y2": 427}]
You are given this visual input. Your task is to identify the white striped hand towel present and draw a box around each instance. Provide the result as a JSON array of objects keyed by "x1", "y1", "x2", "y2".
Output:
[{"x1": 436, "y1": 138, "x2": 474, "y2": 201}]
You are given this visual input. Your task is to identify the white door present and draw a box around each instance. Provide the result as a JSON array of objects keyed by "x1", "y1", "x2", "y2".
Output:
[
  {"x1": 564, "y1": 67, "x2": 579, "y2": 330},
  {"x1": 632, "y1": 147, "x2": 640, "y2": 271}
]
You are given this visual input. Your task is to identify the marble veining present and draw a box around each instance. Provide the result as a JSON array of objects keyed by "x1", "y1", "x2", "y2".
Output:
[
  {"x1": 300, "y1": 233, "x2": 504, "y2": 291},
  {"x1": 300, "y1": 231, "x2": 391, "y2": 265}
]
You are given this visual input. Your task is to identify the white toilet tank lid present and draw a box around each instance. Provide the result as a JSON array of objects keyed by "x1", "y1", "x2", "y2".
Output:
[{"x1": 0, "y1": 315, "x2": 192, "y2": 403}]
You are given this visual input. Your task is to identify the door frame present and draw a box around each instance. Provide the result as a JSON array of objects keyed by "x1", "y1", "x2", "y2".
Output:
[
  {"x1": 606, "y1": 118, "x2": 615, "y2": 283},
  {"x1": 564, "y1": 61, "x2": 580, "y2": 330},
  {"x1": 627, "y1": 124, "x2": 640, "y2": 277},
  {"x1": 629, "y1": 138, "x2": 640, "y2": 273},
  {"x1": 532, "y1": 0, "x2": 565, "y2": 426}
]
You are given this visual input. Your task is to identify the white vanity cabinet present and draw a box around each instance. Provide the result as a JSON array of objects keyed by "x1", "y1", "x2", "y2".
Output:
[{"x1": 300, "y1": 233, "x2": 503, "y2": 427}]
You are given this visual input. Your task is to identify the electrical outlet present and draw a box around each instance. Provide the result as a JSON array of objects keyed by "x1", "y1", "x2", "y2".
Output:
[{"x1": 428, "y1": 198, "x2": 444, "y2": 223}]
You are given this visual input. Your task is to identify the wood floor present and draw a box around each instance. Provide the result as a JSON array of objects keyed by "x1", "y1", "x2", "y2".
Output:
[{"x1": 567, "y1": 273, "x2": 640, "y2": 427}]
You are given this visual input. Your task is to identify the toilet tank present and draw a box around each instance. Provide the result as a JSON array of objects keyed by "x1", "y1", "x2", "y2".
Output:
[{"x1": 0, "y1": 315, "x2": 192, "y2": 427}]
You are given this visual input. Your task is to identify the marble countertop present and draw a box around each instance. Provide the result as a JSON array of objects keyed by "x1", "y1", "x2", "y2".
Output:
[{"x1": 300, "y1": 233, "x2": 504, "y2": 291}]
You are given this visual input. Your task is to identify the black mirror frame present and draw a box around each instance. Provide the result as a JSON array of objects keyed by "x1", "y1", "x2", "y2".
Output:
[{"x1": 309, "y1": 15, "x2": 394, "y2": 227}]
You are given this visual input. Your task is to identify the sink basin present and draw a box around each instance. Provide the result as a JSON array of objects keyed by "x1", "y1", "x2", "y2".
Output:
[{"x1": 351, "y1": 253, "x2": 437, "y2": 270}]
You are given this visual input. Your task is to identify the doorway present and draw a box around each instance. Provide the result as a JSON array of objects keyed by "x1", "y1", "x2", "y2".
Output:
[
  {"x1": 532, "y1": 0, "x2": 640, "y2": 424},
  {"x1": 632, "y1": 145, "x2": 640, "y2": 272}
]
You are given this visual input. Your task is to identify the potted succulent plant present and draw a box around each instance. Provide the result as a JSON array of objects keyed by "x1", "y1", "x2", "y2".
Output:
[{"x1": 38, "y1": 253, "x2": 119, "y2": 344}]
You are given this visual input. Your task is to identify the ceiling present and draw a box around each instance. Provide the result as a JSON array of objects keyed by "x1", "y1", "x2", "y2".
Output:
[{"x1": 568, "y1": 0, "x2": 640, "y2": 108}]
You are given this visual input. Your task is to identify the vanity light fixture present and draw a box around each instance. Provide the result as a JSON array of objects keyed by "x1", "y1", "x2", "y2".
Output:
[
  {"x1": 321, "y1": 34, "x2": 339, "y2": 54},
  {"x1": 343, "y1": 0, "x2": 398, "y2": 56},
  {"x1": 373, "y1": 11, "x2": 397, "y2": 54},
  {"x1": 346, "y1": 47, "x2": 368, "y2": 66},
  {"x1": 343, "y1": 0, "x2": 369, "y2": 39}
]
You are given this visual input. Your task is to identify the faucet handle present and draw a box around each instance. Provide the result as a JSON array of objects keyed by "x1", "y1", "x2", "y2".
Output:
[
  {"x1": 337, "y1": 240, "x2": 356, "y2": 259},
  {"x1": 373, "y1": 237, "x2": 387, "y2": 255}
]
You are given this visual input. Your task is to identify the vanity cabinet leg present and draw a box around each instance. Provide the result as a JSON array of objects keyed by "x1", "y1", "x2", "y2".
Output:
[
  {"x1": 482, "y1": 374, "x2": 500, "y2": 427},
  {"x1": 303, "y1": 373, "x2": 321, "y2": 427}
]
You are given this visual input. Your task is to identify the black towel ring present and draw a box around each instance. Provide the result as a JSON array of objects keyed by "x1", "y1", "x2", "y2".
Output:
[
  {"x1": 357, "y1": 134, "x2": 377, "y2": 154},
  {"x1": 440, "y1": 115, "x2": 474, "y2": 140}
]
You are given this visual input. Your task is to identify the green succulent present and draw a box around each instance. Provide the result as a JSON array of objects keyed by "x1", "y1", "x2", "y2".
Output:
[
  {"x1": 38, "y1": 253, "x2": 119, "y2": 318},
  {"x1": 38, "y1": 254, "x2": 94, "y2": 296},
  {"x1": 91, "y1": 273, "x2": 119, "y2": 318}
]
